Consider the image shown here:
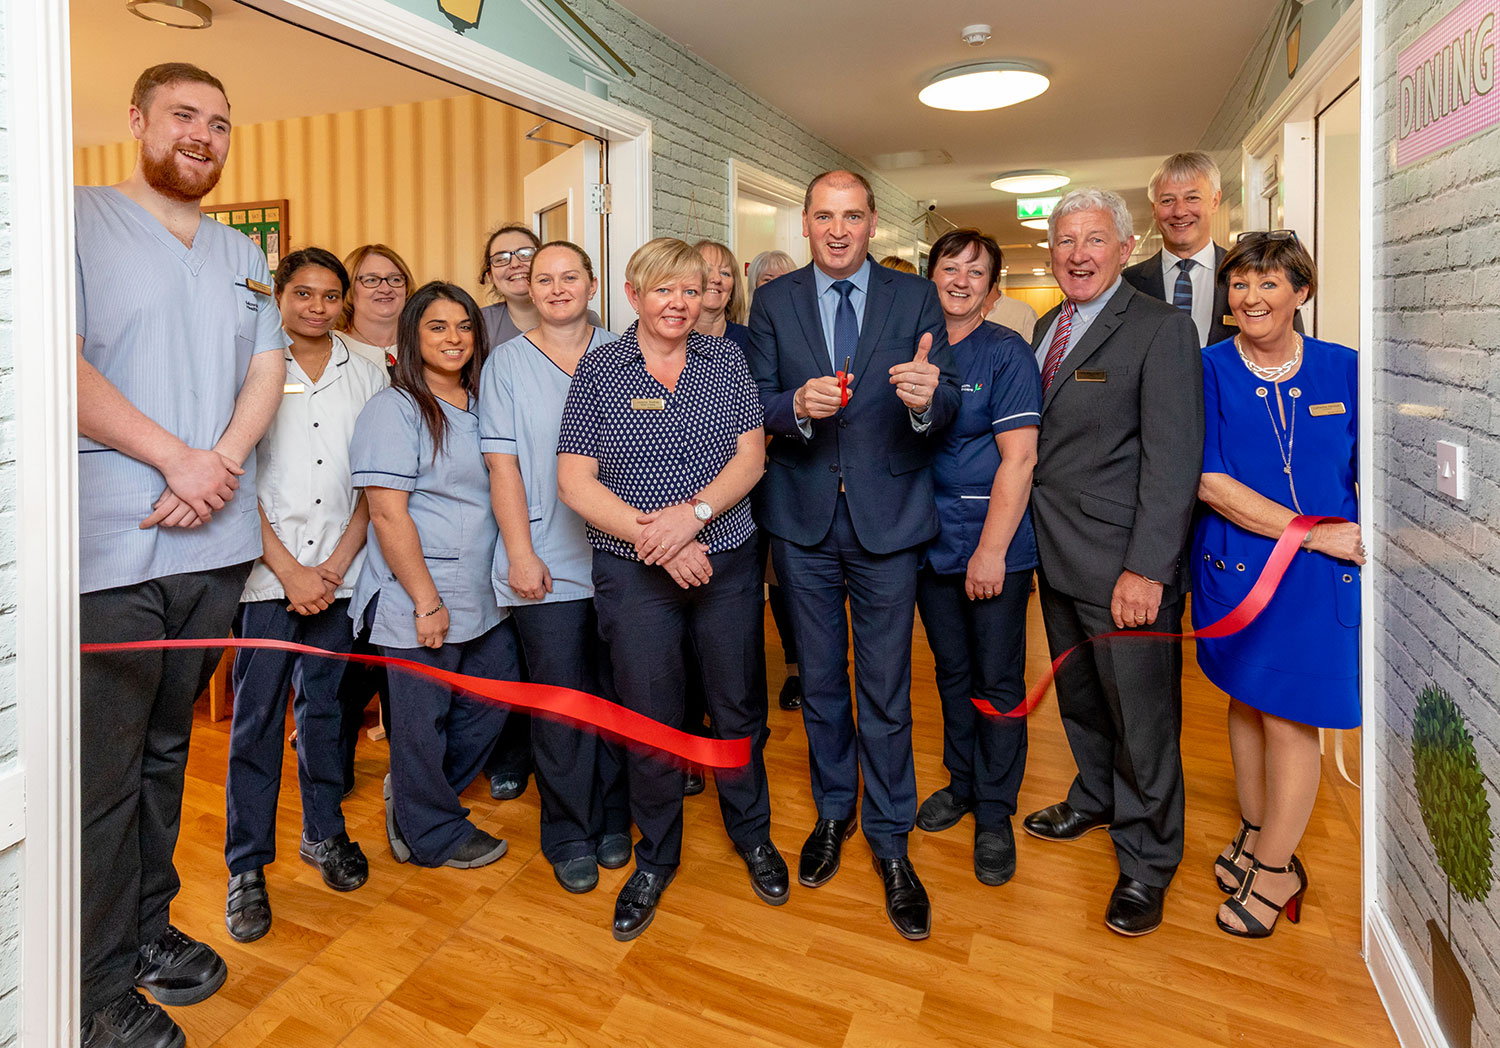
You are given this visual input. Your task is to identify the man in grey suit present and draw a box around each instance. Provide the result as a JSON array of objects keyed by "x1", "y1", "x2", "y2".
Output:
[{"x1": 1022, "y1": 188, "x2": 1203, "y2": 937}]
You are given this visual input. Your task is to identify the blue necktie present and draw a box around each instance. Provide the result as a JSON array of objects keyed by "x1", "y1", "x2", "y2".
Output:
[
  {"x1": 1173, "y1": 258, "x2": 1194, "y2": 313},
  {"x1": 832, "y1": 279, "x2": 859, "y2": 371}
]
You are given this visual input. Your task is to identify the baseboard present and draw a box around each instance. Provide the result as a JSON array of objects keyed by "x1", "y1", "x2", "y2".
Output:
[{"x1": 1367, "y1": 904, "x2": 1448, "y2": 1048}]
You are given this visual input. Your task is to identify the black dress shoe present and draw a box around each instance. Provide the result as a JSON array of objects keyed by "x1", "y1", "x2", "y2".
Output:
[
  {"x1": 915, "y1": 787, "x2": 975, "y2": 832},
  {"x1": 683, "y1": 767, "x2": 706, "y2": 796},
  {"x1": 778, "y1": 675, "x2": 803, "y2": 711},
  {"x1": 737, "y1": 841, "x2": 790, "y2": 905},
  {"x1": 489, "y1": 772, "x2": 527, "y2": 800},
  {"x1": 798, "y1": 817, "x2": 856, "y2": 887},
  {"x1": 135, "y1": 924, "x2": 227, "y2": 1006},
  {"x1": 974, "y1": 822, "x2": 1018, "y2": 886},
  {"x1": 442, "y1": 826, "x2": 509, "y2": 869},
  {"x1": 553, "y1": 855, "x2": 600, "y2": 894},
  {"x1": 596, "y1": 832, "x2": 633, "y2": 870},
  {"x1": 612, "y1": 868, "x2": 676, "y2": 941},
  {"x1": 299, "y1": 832, "x2": 369, "y2": 892},
  {"x1": 1022, "y1": 801, "x2": 1110, "y2": 842},
  {"x1": 83, "y1": 988, "x2": 185, "y2": 1048},
  {"x1": 1105, "y1": 874, "x2": 1166, "y2": 936},
  {"x1": 873, "y1": 856, "x2": 931, "y2": 940},
  {"x1": 225, "y1": 868, "x2": 272, "y2": 943}
]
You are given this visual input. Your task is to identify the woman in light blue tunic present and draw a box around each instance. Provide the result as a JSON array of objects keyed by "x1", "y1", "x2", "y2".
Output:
[{"x1": 349, "y1": 281, "x2": 519, "y2": 870}]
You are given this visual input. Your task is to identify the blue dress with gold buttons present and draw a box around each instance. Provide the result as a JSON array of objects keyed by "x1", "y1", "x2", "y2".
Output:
[{"x1": 1191, "y1": 335, "x2": 1360, "y2": 728}]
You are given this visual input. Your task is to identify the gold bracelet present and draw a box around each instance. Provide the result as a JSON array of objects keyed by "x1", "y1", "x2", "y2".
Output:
[{"x1": 414, "y1": 598, "x2": 446, "y2": 618}]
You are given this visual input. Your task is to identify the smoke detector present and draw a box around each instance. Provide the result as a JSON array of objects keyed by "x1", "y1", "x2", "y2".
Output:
[{"x1": 961, "y1": 24, "x2": 992, "y2": 46}]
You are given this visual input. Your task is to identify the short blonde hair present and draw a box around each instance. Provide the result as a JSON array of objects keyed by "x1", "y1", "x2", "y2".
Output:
[
  {"x1": 879, "y1": 255, "x2": 917, "y2": 274},
  {"x1": 693, "y1": 239, "x2": 747, "y2": 324},
  {"x1": 625, "y1": 237, "x2": 709, "y2": 296}
]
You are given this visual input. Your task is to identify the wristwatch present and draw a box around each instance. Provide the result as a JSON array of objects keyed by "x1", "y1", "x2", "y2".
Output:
[{"x1": 691, "y1": 497, "x2": 713, "y2": 523}]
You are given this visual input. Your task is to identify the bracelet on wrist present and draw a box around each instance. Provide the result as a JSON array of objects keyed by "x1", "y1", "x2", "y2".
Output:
[{"x1": 414, "y1": 598, "x2": 445, "y2": 618}]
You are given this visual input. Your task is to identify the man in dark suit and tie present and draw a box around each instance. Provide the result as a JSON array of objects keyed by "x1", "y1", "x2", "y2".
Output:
[
  {"x1": 745, "y1": 170, "x2": 959, "y2": 939},
  {"x1": 1023, "y1": 188, "x2": 1203, "y2": 936},
  {"x1": 1123, "y1": 150, "x2": 1302, "y2": 348}
]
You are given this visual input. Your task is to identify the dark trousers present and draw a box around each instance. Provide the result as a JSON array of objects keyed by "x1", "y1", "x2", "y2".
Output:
[
  {"x1": 380, "y1": 618, "x2": 516, "y2": 866},
  {"x1": 510, "y1": 600, "x2": 628, "y2": 862},
  {"x1": 337, "y1": 641, "x2": 387, "y2": 784},
  {"x1": 757, "y1": 525, "x2": 798, "y2": 666},
  {"x1": 225, "y1": 599, "x2": 354, "y2": 875},
  {"x1": 915, "y1": 567, "x2": 1031, "y2": 830},
  {"x1": 592, "y1": 542, "x2": 771, "y2": 876},
  {"x1": 79, "y1": 561, "x2": 251, "y2": 1017},
  {"x1": 772, "y1": 495, "x2": 920, "y2": 859},
  {"x1": 1038, "y1": 580, "x2": 1186, "y2": 888}
]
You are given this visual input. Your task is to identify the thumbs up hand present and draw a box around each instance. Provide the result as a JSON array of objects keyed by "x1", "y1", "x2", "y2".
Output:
[{"x1": 889, "y1": 331, "x2": 938, "y2": 412}]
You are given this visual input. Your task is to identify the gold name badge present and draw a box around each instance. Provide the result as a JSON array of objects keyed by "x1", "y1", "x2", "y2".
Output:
[
  {"x1": 1074, "y1": 370, "x2": 1107, "y2": 382},
  {"x1": 630, "y1": 397, "x2": 666, "y2": 410},
  {"x1": 244, "y1": 277, "x2": 274, "y2": 296},
  {"x1": 1309, "y1": 402, "x2": 1346, "y2": 416},
  {"x1": 1222, "y1": 314, "x2": 1240, "y2": 327},
  {"x1": 283, "y1": 382, "x2": 306, "y2": 394}
]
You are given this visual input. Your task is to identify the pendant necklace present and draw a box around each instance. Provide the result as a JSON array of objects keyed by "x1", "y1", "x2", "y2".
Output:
[{"x1": 1240, "y1": 334, "x2": 1305, "y2": 512}]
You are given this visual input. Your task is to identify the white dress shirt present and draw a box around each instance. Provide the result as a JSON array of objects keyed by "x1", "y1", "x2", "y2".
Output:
[
  {"x1": 1035, "y1": 276, "x2": 1124, "y2": 374},
  {"x1": 1159, "y1": 240, "x2": 1218, "y2": 348}
]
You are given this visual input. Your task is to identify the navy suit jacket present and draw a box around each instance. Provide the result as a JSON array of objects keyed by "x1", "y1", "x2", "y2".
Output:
[
  {"x1": 745, "y1": 259, "x2": 959, "y2": 554},
  {"x1": 1123, "y1": 243, "x2": 1304, "y2": 347}
]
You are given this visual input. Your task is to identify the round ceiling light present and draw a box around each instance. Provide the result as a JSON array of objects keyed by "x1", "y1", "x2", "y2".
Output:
[
  {"x1": 918, "y1": 62, "x2": 1050, "y2": 112},
  {"x1": 127, "y1": 0, "x2": 214, "y2": 29},
  {"x1": 1020, "y1": 218, "x2": 1051, "y2": 231},
  {"x1": 990, "y1": 170, "x2": 1071, "y2": 194}
]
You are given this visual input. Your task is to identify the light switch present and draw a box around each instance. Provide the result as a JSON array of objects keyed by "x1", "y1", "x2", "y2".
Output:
[{"x1": 1437, "y1": 440, "x2": 1468, "y2": 500}]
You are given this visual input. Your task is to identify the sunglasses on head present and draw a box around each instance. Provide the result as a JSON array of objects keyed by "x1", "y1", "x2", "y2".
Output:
[{"x1": 1234, "y1": 229, "x2": 1300, "y2": 245}]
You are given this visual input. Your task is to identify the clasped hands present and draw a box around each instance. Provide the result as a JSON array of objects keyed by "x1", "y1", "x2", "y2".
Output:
[
  {"x1": 281, "y1": 560, "x2": 345, "y2": 617},
  {"x1": 140, "y1": 444, "x2": 243, "y2": 529},
  {"x1": 635, "y1": 501, "x2": 711, "y2": 589},
  {"x1": 794, "y1": 333, "x2": 938, "y2": 420}
]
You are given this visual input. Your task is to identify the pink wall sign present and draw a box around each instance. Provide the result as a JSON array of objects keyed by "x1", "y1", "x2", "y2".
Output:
[{"x1": 1397, "y1": 0, "x2": 1499, "y2": 167}]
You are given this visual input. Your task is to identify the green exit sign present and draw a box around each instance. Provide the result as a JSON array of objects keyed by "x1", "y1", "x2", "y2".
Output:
[{"x1": 1016, "y1": 196, "x2": 1061, "y2": 220}]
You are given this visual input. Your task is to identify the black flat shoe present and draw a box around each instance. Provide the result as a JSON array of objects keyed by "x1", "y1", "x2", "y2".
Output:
[
  {"x1": 224, "y1": 868, "x2": 272, "y2": 943},
  {"x1": 915, "y1": 787, "x2": 975, "y2": 832},
  {"x1": 974, "y1": 822, "x2": 1017, "y2": 886},
  {"x1": 778, "y1": 675, "x2": 803, "y2": 711},
  {"x1": 553, "y1": 855, "x2": 600, "y2": 894},
  {"x1": 82, "y1": 989, "x2": 184, "y2": 1048},
  {"x1": 683, "y1": 768, "x2": 706, "y2": 796},
  {"x1": 798, "y1": 816, "x2": 857, "y2": 887},
  {"x1": 135, "y1": 924, "x2": 227, "y2": 1006},
  {"x1": 1105, "y1": 874, "x2": 1166, "y2": 937},
  {"x1": 1022, "y1": 801, "x2": 1111, "y2": 842},
  {"x1": 489, "y1": 772, "x2": 527, "y2": 800},
  {"x1": 596, "y1": 832, "x2": 633, "y2": 870},
  {"x1": 873, "y1": 856, "x2": 931, "y2": 940},
  {"x1": 442, "y1": 826, "x2": 509, "y2": 869},
  {"x1": 299, "y1": 832, "x2": 369, "y2": 892},
  {"x1": 612, "y1": 868, "x2": 676, "y2": 941},
  {"x1": 738, "y1": 840, "x2": 790, "y2": 905}
]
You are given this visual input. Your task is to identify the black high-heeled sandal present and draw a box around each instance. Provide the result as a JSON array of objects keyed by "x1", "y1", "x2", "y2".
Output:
[
  {"x1": 1216, "y1": 855, "x2": 1308, "y2": 938},
  {"x1": 1214, "y1": 817, "x2": 1259, "y2": 894}
]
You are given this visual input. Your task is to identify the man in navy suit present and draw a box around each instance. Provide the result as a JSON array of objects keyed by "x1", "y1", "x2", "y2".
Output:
[{"x1": 745, "y1": 170, "x2": 959, "y2": 939}]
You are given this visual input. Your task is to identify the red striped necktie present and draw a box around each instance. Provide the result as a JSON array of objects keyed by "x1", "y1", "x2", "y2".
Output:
[{"x1": 1041, "y1": 300, "x2": 1076, "y2": 391}]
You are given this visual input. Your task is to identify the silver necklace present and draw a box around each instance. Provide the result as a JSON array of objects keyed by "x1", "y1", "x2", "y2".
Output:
[
  {"x1": 1236, "y1": 333, "x2": 1302, "y2": 383},
  {"x1": 1256, "y1": 383, "x2": 1303, "y2": 512}
]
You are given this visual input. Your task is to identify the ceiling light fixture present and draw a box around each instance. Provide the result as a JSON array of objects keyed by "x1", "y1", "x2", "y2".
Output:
[
  {"x1": 918, "y1": 61, "x2": 1050, "y2": 112},
  {"x1": 990, "y1": 170, "x2": 1071, "y2": 194},
  {"x1": 1032, "y1": 268, "x2": 1047, "y2": 275},
  {"x1": 1020, "y1": 218, "x2": 1050, "y2": 231},
  {"x1": 127, "y1": 0, "x2": 214, "y2": 29}
]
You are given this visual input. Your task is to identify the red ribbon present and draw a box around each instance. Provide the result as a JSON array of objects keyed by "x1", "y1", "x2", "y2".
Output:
[
  {"x1": 973, "y1": 514, "x2": 1347, "y2": 719},
  {"x1": 79, "y1": 636, "x2": 752, "y2": 769}
]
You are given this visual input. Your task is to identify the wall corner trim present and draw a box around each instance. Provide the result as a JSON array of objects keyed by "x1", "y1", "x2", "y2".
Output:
[
  {"x1": 1366, "y1": 904, "x2": 1449, "y2": 1048},
  {"x1": 0, "y1": 768, "x2": 23, "y2": 851}
]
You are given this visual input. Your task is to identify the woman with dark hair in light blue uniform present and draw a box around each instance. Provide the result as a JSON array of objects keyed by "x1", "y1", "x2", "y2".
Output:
[
  {"x1": 912, "y1": 229, "x2": 1041, "y2": 889},
  {"x1": 349, "y1": 280, "x2": 518, "y2": 870}
]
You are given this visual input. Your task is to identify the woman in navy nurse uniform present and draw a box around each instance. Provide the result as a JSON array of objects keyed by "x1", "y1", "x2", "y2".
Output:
[
  {"x1": 910, "y1": 229, "x2": 1041, "y2": 888},
  {"x1": 1193, "y1": 232, "x2": 1364, "y2": 938},
  {"x1": 349, "y1": 280, "x2": 518, "y2": 870}
]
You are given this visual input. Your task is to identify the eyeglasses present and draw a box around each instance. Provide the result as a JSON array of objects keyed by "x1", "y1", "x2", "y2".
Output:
[
  {"x1": 489, "y1": 247, "x2": 537, "y2": 268},
  {"x1": 355, "y1": 273, "x2": 407, "y2": 289},
  {"x1": 1234, "y1": 229, "x2": 1300, "y2": 245}
]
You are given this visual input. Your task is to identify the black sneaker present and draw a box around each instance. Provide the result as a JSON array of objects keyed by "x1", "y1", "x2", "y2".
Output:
[
  {"x1": 383, "y1": 773, "x2": 410, "y2": 863},
  {"x1": 974, "y1": 822, "x2": 1018, "y2": 886},
  {"x1": 82, "y1": 988, "x2": 184, "y2": 1048},
  {"x1": 442, "y1": 826, "x2": 509, "y2": 869},
  {"x1": 135, "y1": 924, "x2": 227, "y2": 1006},
  {"x1": 915, "y1": 787, "x2": 975, "y2": 833}
]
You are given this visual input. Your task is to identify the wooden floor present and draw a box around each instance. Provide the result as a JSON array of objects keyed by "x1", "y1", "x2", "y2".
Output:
[{"x1": 171, "y1": 594, "x2": 1396, "y2": 1048}]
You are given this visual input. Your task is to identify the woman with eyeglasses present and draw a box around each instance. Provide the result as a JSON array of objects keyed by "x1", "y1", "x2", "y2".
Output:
[
  {"x1": 1195, "y1": 231, "x2": 1363, "y2": 939},
  {"x1": 339, "y1": 244, "x2": 414, "y2": 369},
  {"x1": 478, "y1": 222, "x2": 602, "y2": 352}
]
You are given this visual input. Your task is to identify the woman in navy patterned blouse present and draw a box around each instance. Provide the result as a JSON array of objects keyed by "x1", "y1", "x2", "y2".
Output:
[{"x1": 557, "y1": 237, "x2": 783, "y2": 942}]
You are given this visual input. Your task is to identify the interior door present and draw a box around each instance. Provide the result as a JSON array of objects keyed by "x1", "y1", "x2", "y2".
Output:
[
  {"x1": 1315, "y1": 81, "x2": 1360, "y2": 347},
  {"x1": 524, "y1": 138, "x2": 607, "y2": 320}
]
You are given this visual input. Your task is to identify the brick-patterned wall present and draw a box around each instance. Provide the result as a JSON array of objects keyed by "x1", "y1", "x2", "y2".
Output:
[
  {"x1": 0, "y1": 0, "x2": 19, "y2": 1039},
  {"x1": 1372, "y1": 1, "x2": 1500, "y2": 1045},
  {"x1": 566, "y1": 0, "x2": 919, "y2": 258}
]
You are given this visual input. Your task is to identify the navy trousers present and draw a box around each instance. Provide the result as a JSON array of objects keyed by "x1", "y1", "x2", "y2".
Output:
[
  {"x1": 225, "y1": 599, "x2": 355, "y2": 875},
  {"x1": 510, "y1": 599, "x2": 628, "y2": 862},
  {"x1": 915, "y1": 567, "x2": 1031, "y2": 830},
  {"x1": 381, "y1": 618, "x2": 517, "y2": 866},
  {"x1": 772, "y1": 494, "x2": 920, "y2": 859},
  {"x1": 592, "y1": 542, "x2": 771, "y2": 876}
]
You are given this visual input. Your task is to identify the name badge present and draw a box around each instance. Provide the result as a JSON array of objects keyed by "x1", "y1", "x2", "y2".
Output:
[
  {"x1": 1074, "y1": 370, "x2": 1107, "y2": 382},
  {"x1": 283, "y1": 382, "x2": 306, "y2": 394},
  {"x1": 1309, "y1": 402, "x2": 1346, "y2": 416},
  {"x1": 630, "y1": 397, "x2": 666, "y2": 410},
  {"x1": 241, "y1": 277, "x2": 274, "y2": 296},
  {"x1": 1222, "y1": 314, "x2": 1240, "y2": 327}
]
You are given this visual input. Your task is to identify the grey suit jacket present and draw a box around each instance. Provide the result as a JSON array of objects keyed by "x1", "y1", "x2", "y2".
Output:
[{"x1": 1030, "y1": 280, "x2": 1203, "y2": 606}]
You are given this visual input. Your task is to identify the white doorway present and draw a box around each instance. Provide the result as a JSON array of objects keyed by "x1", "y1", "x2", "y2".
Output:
[
  {"x1": 1316, "y1": 81, "x2": 1361, "y2": 347},
  {"x1": 728, "y1": 158, "x2": 809, "y2": 270}
]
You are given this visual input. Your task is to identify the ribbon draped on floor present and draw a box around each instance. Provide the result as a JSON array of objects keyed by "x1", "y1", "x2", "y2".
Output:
[{"x1": 82, "y1": 515, "x2": 1347, "y2": 766}]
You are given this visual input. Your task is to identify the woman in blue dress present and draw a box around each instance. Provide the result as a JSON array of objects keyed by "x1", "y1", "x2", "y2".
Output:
[
  {"x1": 912, "y1": 229, "x2": 1041, "y2": 887},
  {"x1": 1193, "y1": 232, "x2": 1365, "y2": 938}
]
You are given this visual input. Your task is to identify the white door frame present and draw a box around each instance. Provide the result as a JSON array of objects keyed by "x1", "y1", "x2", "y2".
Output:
[
  {"x1": 727, "y1": 158, "x2": 809, "y2": 265},
  {"x1": 8, "y1": 1, "x2": 654, "y2": 1041}
]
